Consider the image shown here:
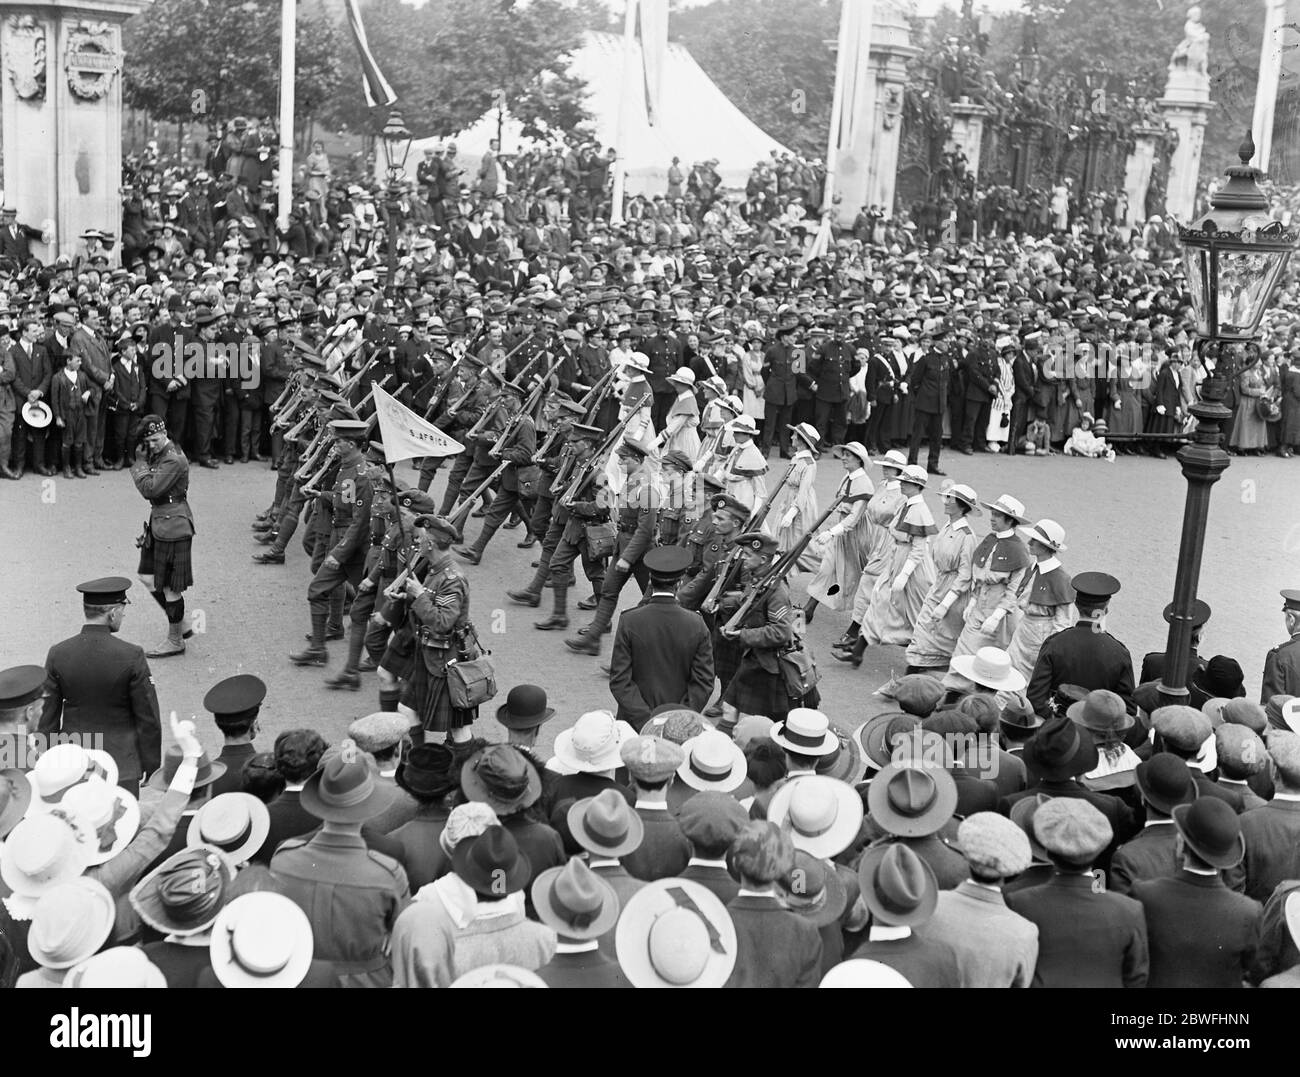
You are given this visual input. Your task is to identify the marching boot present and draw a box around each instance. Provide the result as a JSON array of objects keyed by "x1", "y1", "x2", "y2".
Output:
[
  {"x1": 147, "y1": 600, "x2": 187, "y2": 658},
  {"x1": 325, "y1": 625, "x2": 366, "y2": 690},
  {"x1": 577, "y1": 579, "x2": 602, "y2": 611},
  {"x1": 290, "y1": 612, "x2": 329, "y2": 666},
  {"x1": 564, "y1": 629, "x2": 602, "y2": 655},
  {"x1": 378, "y1": 687, "x2": 403, "y2": 712},
  {"x1": 803, "y1": 598, "x2": 818, "y2": 624},
  {"x1": 507, "y1": 586, "x2": 541, "y2": 607},
  {"x1": 324, "y1": 590, "x2": 346, "y2": 640},
  {"x1": 831, "y1": 636, "x2": 867, "y2": 669},
  {"x1": 534, "y1": 583, "x2": 569, "y2": 630},
  {"x1": 831, "y1": 622, "x2": 861, "y2": 653}
]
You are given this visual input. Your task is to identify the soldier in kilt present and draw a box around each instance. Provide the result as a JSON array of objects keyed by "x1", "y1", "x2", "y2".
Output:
[{"x1": 130, "y1": 414, "x2": 194, "y2": 658}]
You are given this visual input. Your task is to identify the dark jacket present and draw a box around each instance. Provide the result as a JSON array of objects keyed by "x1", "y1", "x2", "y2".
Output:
[
  {"x1": 254, "y1": 789, "x2": 319, "y2": 865},
  {"x1": 907, "y1": 349, "x2": 949, "y2": 414},
  {"x1": 849, "y1": 932, "x2": 963, "y2": 988},
  {"x1": 724, "y1": 892, "x2": 823, "y2": 988},
  {"x1": 1225, "y1": 799, "x2": 1300, "y2": 901},
  {"x1": 1131, "y1": 870, "x2": 1260, "y2": 988},
  {"x1": 620, "y1": 805, "x2": 691, "y2": 882},
  {"x1": 808, "y1": 339, "x2": 858, "y2": 403},
  {"x1": 761, "y1": 341, "x2": 799, "y2": 406},
  {"x1": 38, "y1": 624, "x2": 162, "y2": 782},
  {"x1": 537, "y1": 947, "x2": 629, "y2": 988},
  {"x1": 1027, "y1": 622, "x2": 1136, "y2": 718},
  {"x1": 1109, "y1": 821, "x2": 1180, "y2": 896},
  {"x1": 608, "y1": 595, "x2": 715, "y2": 730}
]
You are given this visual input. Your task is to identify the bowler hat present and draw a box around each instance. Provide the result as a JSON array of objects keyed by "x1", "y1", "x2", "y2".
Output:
[
  {"x1": 494, "y1": 684, "x2": 556, "y2": 731},
  {"x1": 396, "y1": 743, "x2": 460, "y2": 800},
  {"x1": 1172, "y1": 798, "x2": 1244, "y2": 869},
  {"x1": 451, "y1": 825, "x2": 531, "y2": 896},
  {"x1": 779, "y1": 850, "x2": 848, "y2": 927},
  {"x1": 1134, "y1": 753, "x2": 1197, "y2": 815},
  {"x1": 1023, "y1": 716, "x2": 1099, "y2": 781},
  {"x1": 1191, "y1": 656, "x2": 1245, "y2": 701}
]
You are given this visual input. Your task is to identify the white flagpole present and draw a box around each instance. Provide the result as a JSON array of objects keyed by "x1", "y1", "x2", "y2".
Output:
[
  {"x1": 609, "y1": 0, "x2": 637, "y2": 226},
  {"x1": 821, "y1": 0, "x2": 852, "y2": 216},
  {"x1": 1253, "y1": 0, "x2": 1286, "y2": 174},
  {"x1": 277, "y1": 0, "x2": 297, "y2": 234}
]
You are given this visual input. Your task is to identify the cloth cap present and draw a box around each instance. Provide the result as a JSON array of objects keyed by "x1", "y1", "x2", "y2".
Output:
[
  {"x1": 957, "y1": 812, "x2": 1032, "y2": 878},
  {"x1": 1032, "y1": 797, "x2": 1112, "y2": 864},
  {"x1": 1152, "y1": 706, "x2": 1213, "y2": 752},
  {"x1": 347, "y1": 712, "x2": 410, "y2": 754},
  {"x1": 1214, "y1": 725, "x2": 1267, "y2": 779},
  {"x1": 676, "y1": 791, "x2": 750, "y2": 853},
  {"x1": 1268, "y1": 731, "x2": 1300, "y2": 786},
  {"x1": 620, "y1": 736, "x2": 685, "y2": 784}
]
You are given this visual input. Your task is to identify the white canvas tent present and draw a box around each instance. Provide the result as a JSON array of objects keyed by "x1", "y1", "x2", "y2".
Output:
[{"x1": 389, "y1": 30, "x2": 791, "y2": 195}]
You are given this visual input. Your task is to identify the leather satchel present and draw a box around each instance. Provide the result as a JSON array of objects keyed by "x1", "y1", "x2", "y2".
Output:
[
  {"x1": 585, "y1": 519, "x2": 616, "y2": 559},
  {"x1": 516, "y1": 464, "x2": 543, "y2": 498},
  {"x1": 446, "y1": 623, "x2": 497, "y2": 709},
  {"x1": 778, "y1": 646, "x2": 819, "y2": 700}
]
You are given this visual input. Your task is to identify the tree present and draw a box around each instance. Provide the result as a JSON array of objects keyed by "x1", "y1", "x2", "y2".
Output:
[{"x1": 124, "y1": 0, "x2": 345, "y2": 129}]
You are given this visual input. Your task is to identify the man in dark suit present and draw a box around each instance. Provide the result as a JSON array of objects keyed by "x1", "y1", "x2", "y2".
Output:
[
  {"x1": 105, "y1": 333, "x2": 148, "y2": 468},
  {"x1": 38, "y1": 578, "x2": 161, "y2": 794},
  {"x1": 725, "y1": 821, "x2": 823, "y2": 988},
  {"x1": 957, "y1": 333, "x2": 999, "y2": 453},
  {"x1": 618, "y1": 736, "x2": 691, "y2": 882},
  {"x1": 203, "y1": 673, "x2": 266, "y2": 799},
  {"x1": 1225, "y1": 733, "x2": 1300, "y2": 901},
  {"x1": 1005, "y1": 798, "x2": 1149, "y2": 987},
  {"x1": 10, "y1": 318, "x2": 53, "y2": 476},
  {"x1": 1131, "y1": 798, "x2": 1261, "y2": 988},
  {"x1": 608, "y1": 547, "x2": 714, "y2": 731},
  {"x1": 1027, "y1": 572, "x2": 1135, "y2": 718},
  {"x1": 252, "y1": 728, "x2": 328, "y2": 865},
  {"x1": 1008, "y1": 335, "x2": 1039, "y2": 455},
  {"x1": 759, "y1": 319, "x2": 798, "y2": 456},
  {"x1": 677, "y1": 792, "x2": 748, "y2": 904},
  {"x1": 907, "y1": 327, "x2": 950, "y2": 475},
  {"x1": 533, "y1": 858, "x2": 628, "y2": 988},
  {"x1": 807, "y1": 323, "x2": 858, "y2": 447},
  {"x1": 0, "y1": 207, "x2": 42, "y2": 265},
  {"x1": 1109, "y1": 753, "x2": 1196, "y2": 896}
]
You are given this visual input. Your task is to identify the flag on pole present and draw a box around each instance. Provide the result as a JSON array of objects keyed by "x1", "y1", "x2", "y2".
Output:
[
  {"x1": 344, "y1": 0, "x2": 397, "y2": 109},
  {"x1": 637, "y1": 0, "x2": 669, "y2": 127},
  {"x1": 372, "y1": 383, "x2": 463, "y2": 462}
]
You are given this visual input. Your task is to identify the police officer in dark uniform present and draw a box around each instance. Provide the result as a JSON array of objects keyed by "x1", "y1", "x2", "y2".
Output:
[
  {"x1": 643, "y1": 314, "x2": 683, "y2": 429},
  {"x1": 864, "y1": 339, "x2": 899, "y2": 455},
  {"x1": 1138, "y1": 599, "x2": 1211, "y2": 686},
  {"x1": 907, "y1": 325, "x2": 951, "y2": 476},
  {"x1": 290, "y1": 419, "x2": 376, "y2": 667},
  {"x1": 1027, "y1": 572, "x2": 1136, "y2": 718},
  {"x1": 808, "y1": 319, "x2": 858, "y2": 448},
  {"x1": 760, "y1": 317, "x2": 799, "y2": 457},
  {"x1": 1262, "y1": 589, "x2": 1300, "y2": 702}
]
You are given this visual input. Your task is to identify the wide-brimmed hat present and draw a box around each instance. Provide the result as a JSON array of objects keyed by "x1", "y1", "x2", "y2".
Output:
[
  {"x1": 209, "y1": 892, "x2": 315, "y2": 988},
  {"x1": 770, "y1": 708, "x2": 839, "y2": 757},
  {"x1": 898, "y1": 464, "x2": 928, "y2": 488},
  {"x1": 999, "y1": 694, "x2": 1044, "y2": 735},
  {"x1": 552, "y1": 711, "x2": 634, "y2": 774},
  {"x1": 857, "y1": 842, "x2": 938, "y2": 927},
  {"x1": 788, "y1": 422, "x2": 821, "y2": 451},
  {"x1": 677, "y1": 730, "x2": 747, "y2": 793},
  {"x1": 834, "y1": 441, "x2": 873, "y2": 468},
  {"x1": 778, "y1": 850, "x2": 847, "y2": 927},
  {"x1": 1018, "y1": 518, "x2": 1067, "y2": 552},
  {"x1": 940, "y1": 483, "x2": 980, "y2": 514},
  {"x1": 867, "y1": 764, "x2": 958, "y2": 838},
  {"x1": 494, "y1": 684, "x2": 555, "y2": 731},
  {"x1": 950, "y1": 647, "x2": 1027, "y2": 693},
  {"x1": 666, "y1": 366, "x2": 696, "y2": 386},
  {"x1": 0, "y1": 811, "x2": 91, "y2": 904},
  {"x1": 396, "y1": 743, "x2": 461, "y2": 800},
  {"x1": 461, "y1": 745, "x2": 542, "y2": 814},
  {"x1": 185, "y1": 793, "x2": 271, "y2": 864},
  {"x1": 530, "y1": 856, "x2": 620, "y2": 940},
  {"x1": 0, "y1": 768, "x2": 33, "y2": 839},
  {"x1": 1172, "y1": 797, "x2": 1244, "y2": 870},
  {"x1": 979, "y1": 493, "x2": 1028, "y2": 523},
  {"x1": 300, "y1": 745, "x2": 387, "y2": 823},
  {"x1": 28, "y1": 743, "x2": 119, "y2": 807},
  {"x1": 814, "y1": 719, "x2": 864, "y2": 784},
  {"x1": 21, "y1": 400, "x2": 52, "y2": 428},
  {"x1": 451, "y1": 825, "x2": 532, "y2": 896},
  {"x1": 1067, "y1": 689, "x2": 1134, "y2": 735},
  {"x1": 27, "y1": 877, "x2": 116, "y2": 970},
  {"x1": 60, "y1": 778, "x2": 140, "y2": 867},
  {"x1": 146, "y1": 745, "x2": 226, "y2": 791},
  {"x1": 855, "y1": 712, "x2": 922, "y2": 772},
  {"x1": 728, "y1": 415, "x2": 758, "y2": 437},
  {"x1": 450, "y1": 964, "x2": 548, "y2": 988},
  {"x1": 567, "y1": 788, "x2": 645, "y2": 858},
  {"x1": 615, "y1": 878, "x2": 737, "y2": 988},
  {"x1": 874, "y1": 449, "x2": 907, "y2": 471},
  {"x1": 1023, "y1": 716, "x2": 1099, "y2": 781},
  {"x1": 130, "y1": 845, "x2": 235, "y2": 937},
  {"x1": 64, "y1": 946, "x2": 167, "y2": 988},
  {"x1": 767, "y1": 774, "x2": 864, "y2": 858},
  {"x1": 820, "y1": 959, "x2": 913, "y2": 988}
]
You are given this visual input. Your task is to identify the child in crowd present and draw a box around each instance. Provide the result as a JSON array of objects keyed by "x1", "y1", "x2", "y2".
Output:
[
  {"x1": 51, "y1": 351, "x2": 93, "y2": 478},
  {"x1": 1063, "y1": 413, "x2": 1116, "y2": 460},
  {"x1": 1019, "y1": 418, "x2": 1052, "y2": 456}
]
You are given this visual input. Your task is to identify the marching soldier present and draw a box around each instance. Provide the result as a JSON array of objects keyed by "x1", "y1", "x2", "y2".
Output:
[
  {"x1": 290, "y1": 419, "x2": 376, "y2": 667},
  {"x1": 1261, "y1": 589, "x2": 1300, "y2": 702},
  {"x1": 454, "y1": 379, "x2": 536, "y2": 564},
  {"x1": 130, "y1": 413, "x2": 196, "y2": 658}
]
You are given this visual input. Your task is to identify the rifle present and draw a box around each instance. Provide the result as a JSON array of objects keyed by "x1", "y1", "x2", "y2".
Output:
[
  {"x1": 421, "y1": 354, "x2": 464, "y2": 420},
  {"x1": 556, "y1": 405, "x2": 642, "y2": 508},
  {"x1": 270, "y1": 371, "x2": 304, "y2": 413},
  {"x1": 339, "y1": 354, "x2": 377, "y2": 398},
  {"x1": 700, "y1": 460, "x2": 797, "y2": 614},
  {"x1": 578, "y1": 367, "x2": 616, "y2": 418},
  {"x1": 720, "y1": 493, "x2": 846, "y2": 632},
  {"x1": 448, "y1": 460, "x2": 508, "y2": 526},
  {"x1": 299, "y1": 445, "x2": 340, "y2": 497},
  {"x1": 490, "y1": 352, "x2": 567, "y2": 458}
]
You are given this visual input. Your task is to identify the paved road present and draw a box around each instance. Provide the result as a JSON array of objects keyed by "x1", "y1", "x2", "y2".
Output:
[{"x1": 2, "y1": 449, "x2": 1296, "y2": 758}]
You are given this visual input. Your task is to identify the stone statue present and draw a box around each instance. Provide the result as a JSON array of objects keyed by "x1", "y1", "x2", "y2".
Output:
[{"x1": 1171, "y1": 6, "x2": 1210, "y2": 77}]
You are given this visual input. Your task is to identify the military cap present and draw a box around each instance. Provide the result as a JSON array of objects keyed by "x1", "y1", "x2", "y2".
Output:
[
  {"x1": 710, "y1": 493, "x2": 750, "y2": 523},
  {"x1": 1282, "y1": 589, "x2": 1300, "y2": 612},
  {"x1": 1032, "y1": 797, "x2": 1112, "y2": 865},
  {"x1": 700, "y1": 472, "x2": 726, "y2": 494},
  {"x1": 139, "y1": 414, "x2": 168, "y2": 437},
  {"x1": 661, "y1": 449, "x2": 694, "y2": 472},
  {"x1": 643, "y1": 546, "x2": 693, "y2": 578},
  {"x1": 1163, "y1": 599, "x2": 1211, "y2": 627},
  {"x1": 1214, "y1": 725, "x2": 1267, "y2": 779},
  {"x1": 328, "y1": 419, "x2": 370, "y2": 440},
  {"x1": 676, "y1": 791, "x2": 750, "y2": 852},
  {"x1": 1070, "y1": 572, "x2": 1121, "y2": 605},
  {"x1": 1152, "y1": 705, "x2": 1213, "y2": 753},
  {"x1": 76, "y1": 577, "x2": 132, "y2": 604},
  {"x1": 555, "y1": 397, "x2": 586, "y2": 417},
  {"x1": 616, "y1": 436, "x2": 653, "y2": 458},
  {"x1": 203, "y1": 675, "x2": 267, "y2": 721},
  {"x1": 620, "y1": 735, "x2": 685, "y2": 784},
  {"x1": 0, "y1": 665, "x2": 46, "y2": 709},
  {"x1": 735, "y1": 531, "x2": 779, "y2": 556},
  {"x1": 413, "y1": 514, "x2": 463, "y2": 543},
  {"x1": 365, "y1": 441, "x2": 388, "y2": 465},
  {"x1": 347, "y1": 712, "x2": 411, "y2": 754},
  {"x1": 569, "y1": 423, "x2": 604, "y2": 442},
  {"x1": 957, "y1": 812, "x2": 1032, "y2": 878}
]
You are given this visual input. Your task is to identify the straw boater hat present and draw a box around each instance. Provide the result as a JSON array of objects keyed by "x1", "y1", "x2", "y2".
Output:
[
  {"x1": 979, "y1": 493, "x2": 1029, "y2": 524},
  {"x1": 766, "y1": 774, "x2": 864, "y2": 859},
  {"x1": 820, "y1": 959, "x2": 914, "y2": 988},
  {"x1": 26, "y1": 877, "x2": 116, "y2": 970},
  {"x1": 676, "y1": 730, "x2": 748, "y2": 794},
  {"x1": 60, "y1": 777, "x2": 140, "y2": 867},
  {"x1": 185, "y1": 793, "x2": 271, "y2": 865},
  {"x1": 451, "y1": 964, "x2": 548, "y2": 988},
  {"x1": 209, "y1": 892, "x2": 316, "y2": 988},
  {"x1": 950, "y1": 647, "x2": 1028, "y2": 694},
  {"x1": 615, "y1": 878, "x2": 737, "y2": 988},
  {"x1": 64, "y1": 946, "x2": 167, "y2": 988},
  {"x1": 770, "y1": 708, "x2": 840, "y2": 757},
  {"x1": 1018, "y1": 518, "x2": 1067, "y2": 552}
]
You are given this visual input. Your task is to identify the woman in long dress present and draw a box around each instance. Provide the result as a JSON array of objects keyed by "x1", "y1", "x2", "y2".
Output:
[
  {"x1": 942, "y1": 493, "x2": 1033, "y2": 693},
  {"x1": 740, "y1": 337, "x2": 766, "y2": 421},
  {"x1": 606, "y1": 353, "x2": 655, "y2": 491},
  {"x1": 856, "y1": 465, "x2": 938, "y2": 651},
  {"x1": 1229, "y1": 351, "x2": 1270, "y2": 453},
  {"x1": 305, "y1": 140, "x2": 331, "y2": 201},
  {"x1": 1107, "y1": 349, "x2": 1147, "y2": 444},
  {"x1": 1005, "y1": 519, "x2": 1074, "y2": 681},
  {"x1": 662, "y1": 367, "x2": 702, "y2": 460},
  {"x1": 985, "y1": 341, "x2": 1015, "y2": 451},
  {"x1": 905, "y1": 483, "x2": 979, "y2": 673},
  {"x1": 804, "y1": 442, "x2": 875, "y2": 621},
  {"x1": 772, "y1": 423, "x2": 821, "y2": 570},
  {"x1": 1061, "y1": 343, "x2": 1095, "y2": 444}
]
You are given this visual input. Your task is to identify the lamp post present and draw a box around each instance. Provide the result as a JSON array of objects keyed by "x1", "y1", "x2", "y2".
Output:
[
  {"x1": 378, "y1": 107, "x2": 413, "y2": 301},
  {"x1": 1157, "y1": 133, "x2": 1297, "y2": 706}
]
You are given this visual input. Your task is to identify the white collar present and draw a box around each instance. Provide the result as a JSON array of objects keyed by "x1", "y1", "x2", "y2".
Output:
[
  {"x1": 284, "y1": 781, "x2": 306, "y2": 792},
  {"x1": 905, "y1": 493, "x2": 924, "y2": 506},
  {"x1": 635, "y1": 799, "x2": 668, "y2": 811},
  {"x1": 1144, "y1": 818, "x2": 1174, "y2": 828},
  {"x1": 379, "y1": 767, "x2": 397, "y2": 778},
  {"x1": 949, "y1": 517, "x2": 970, "y2": 532},
  {"x1": 1274, "y1": 792, "x2": 1300, "y2": 802},
  {"x1": 849, "y1": 467, "x2": 866, "y2": 479},
  {"x1": 555, "y1": 940, "x2": 599, "y2": 955},
  {"x1": 1217, "y1": 778, "x2": 1247, "y2": 787},
  {"x1": 1183, "y1": 865, "x2": 1218, "y2": 877},
  {"x1": 868, "y1": 924, "x2": 911, "y2": 941},
  {"x1": 163, "y1": 931, "x2": 213, "y2": 947},
  {"x1": 588, "y1": 858, "x2": 620, "y2": 870},
  {"x1": 1037, "y1": 556, "x2": 1061, "y2": 573},
  {"x1": 993, "y1": 528, "x2": 1013, "y2": 539},
  {"x1": 687, "y1": 856, "x2": 728, "y2": 869},
  {"x1": 736, "y1": 887, "x2": 778, "y2": 899}
]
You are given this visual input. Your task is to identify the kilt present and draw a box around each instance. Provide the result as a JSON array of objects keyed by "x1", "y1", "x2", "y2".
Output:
[
  {"x1": 403, "y1": 657, "x2": 477, "y2": 733},
  {"x1": 138, "y1": 536, "x2": 193, "y2": 593},
  {"x1": 377, "y1": 623, "x2": 415, "y2": 678},
  {"x1": 723, "y1": 654, "x2": 820, "y2": 722}
]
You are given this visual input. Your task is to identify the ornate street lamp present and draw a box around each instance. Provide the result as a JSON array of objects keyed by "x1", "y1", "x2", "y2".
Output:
[
  {"x1": 1157, "y1": 133, "x2": 1298, "y2": 707},
  {"x1": 378, "y1": 108, "x2": 413, "y2": 297}
]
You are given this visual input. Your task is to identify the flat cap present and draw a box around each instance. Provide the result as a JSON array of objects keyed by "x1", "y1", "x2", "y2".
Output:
[
  {"x1": 1152, "y1": 706, "x2": 1213, "y2": 752},
  {"x1": 347, "y1": 712, "x2": 410, "y2": 754},
  {"x1": 1267, "y1": 731, "x2": 1300, "y2": 786},
  {"x1": 887, "y1": 674, "x2": 946, "y2": 718},
  {"x1": 1220, "y1": 698, "x2": 1267, "y2": 734},
  {"x1": 957, "y1": 812, "x2": 1032, "y2": 878},
  {"x1": 1214, "y1": 725, "x2": 1267, "y2": 779},
  {"x1": 1032, "y1": 797, "x2": 1112, "y2": 865},
  {"x1": 620, "y1": 735, "x2": 685, "y2": 784},
  {"x1": 676, "y1": 791, "x2": 750, "y2": 851}
]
